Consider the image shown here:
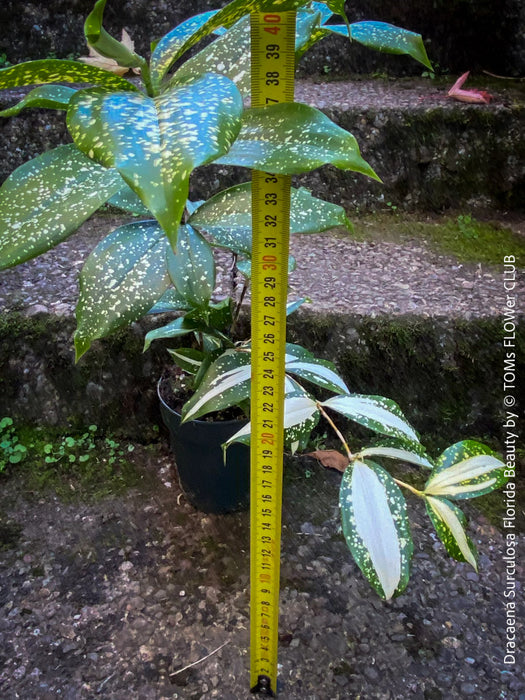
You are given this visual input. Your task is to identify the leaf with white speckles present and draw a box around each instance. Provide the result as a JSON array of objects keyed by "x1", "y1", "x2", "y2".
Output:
[
  {"x1": 166, "y1": 224, "x2": 215, "y2": 308},
  {"x1": 150, "y1": 10, "x2": 219, "y2": 92},
  {"x1": 217, "y1": 102, "x2": 379, "y2": 178},
  {"x1": 188, "y1": 182, "x2": 352, "y2": 255},
  {"x1": 74, "y1": 220, "x2": 170, "y2": 360},
  {"x1": 424, "y1": 440, "x2": 506, "y2": 499},
  {"x1": 107, "y1": 183, "x2": 152, "y2": 215},
  {"x1": 340, "y1": 459, "x2": 413, "y2": 599},
  {"x1": 0, "y1": 144, "x2": 122, "y2": 271},
  {"x1": 285, "y1": 357, "x2": 350, "y2": 394},
  {"x1": 0, "y1": 84, "x2": 77, "y2": 117},
  {"x1": 425, "y1": 496, "x2": 478, "y2": 569},
  {"x1": 147, "y1": 287, "x2": 192, "y2": 314},
  {"x1": 322, "y1": 394, "x2": 419, "y2": 446},
  {"x1": 359, "y1": 445, "x2": 434, "y2": 469},
  {"x1": 327, "y1": 21, "x2": 432, "y2": 70},
  {"x1": 0, "y1": 59, "x2": 138, "y2": 91},
  {"x1": 66, "y1": 73, "x2": 243, "y2": 246}
]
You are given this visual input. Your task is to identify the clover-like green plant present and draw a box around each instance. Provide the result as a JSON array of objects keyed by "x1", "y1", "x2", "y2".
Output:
[{"x1": 0, "y1": 0, "x2": 507, "y2": 598}]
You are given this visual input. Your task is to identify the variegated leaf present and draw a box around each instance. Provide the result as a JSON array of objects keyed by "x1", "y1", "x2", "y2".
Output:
[
  {"x1": 107, "y1": 183, "x2": 151, "y2": 215},
  {"x1": 425, "y1": 495, "x2": 478, "y2": 569},
  {"x1": 166, "y1": 224, "x2": 215, "y2": 307},
  {"x1": 424, "y1": 441, "x2": 506, "y2": 499},
  {"x1": 166, "y1": 347, "x2": 205, "y2": 375},
  {"x1": 150, "y1": 10, "x2": 219, "y2": 92},
  {"x1": 75, "y1": 220, "x2": 170, "y2": 359},
  {"x1": 328, "y1": 21, "x2": 432, "y2": 70},
  {"x1": 0, "y1": 84, "x2": 76, "y2": 117},
  {"x1": 0, "y1": 59, "x2": 137, "y2": 91},
  {"x1": 188, "y1": 182, "x2": 352, "y2": 255},
  {"x1": 0, "y1": 144, "x2": 122, "y2": 270},
  {"x1": 285, "y1": 358, "x2": 350, "y2": 394},
  {"x1": 216, "y1": 102, "x2": 379, "y2": 178},
  {"x1": 359, "y1": 445, "x2": 433, "y2": 469},
  {"x1": 143, "y1": 316, "x2": 203, "y2": 351},
  {"x1": 340, "y1": 459, "x2": 413, "y2": 599},
  {"x1": 182, "y1": 349, "x2": 252, "y2": 421},
  {"x1": 224, "y1": 390, "x2": 319, "y2": 449},
  {"x1": 147, "y1": 287, "x2": 192, "y2": 314},
  {"x1": 66, "y1": 74, "x2": 243, "y2": 246},
  {"x1": 322, "y1": 394, "x2": 419, "y2": 445}
]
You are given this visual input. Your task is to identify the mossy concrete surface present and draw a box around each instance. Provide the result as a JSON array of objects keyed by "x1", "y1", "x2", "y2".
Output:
[{"x1": 0, "y1": 310, "x2": 522, "y2": 450}]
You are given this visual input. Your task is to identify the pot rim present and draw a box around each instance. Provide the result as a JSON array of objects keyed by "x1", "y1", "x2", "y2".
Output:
[{"x1": 157, "y1": 376, "x2": 248, "y2": 427}]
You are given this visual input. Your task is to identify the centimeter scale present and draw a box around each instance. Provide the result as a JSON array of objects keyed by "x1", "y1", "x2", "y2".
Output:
[{"x1": 250, "y1": 10, "x2": 296, "y2": 697}]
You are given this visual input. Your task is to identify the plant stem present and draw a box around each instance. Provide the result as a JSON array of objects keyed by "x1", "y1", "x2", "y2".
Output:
[
  {"x1": 316, "y1": 403, "x2": 353, "y2": 461},
  {"x1": 393, "y1": 478, "x2": 424, "y2": 497}
]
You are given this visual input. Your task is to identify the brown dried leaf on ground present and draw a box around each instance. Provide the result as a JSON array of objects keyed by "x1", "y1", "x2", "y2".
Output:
[{"x1": 306, "y1": 449, "x2": 349, "y2": 472}]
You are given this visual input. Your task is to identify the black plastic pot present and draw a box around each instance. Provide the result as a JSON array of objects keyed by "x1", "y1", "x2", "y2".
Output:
[{"x1": 158, "y1": 381, "x2": 250, "y2": 513}]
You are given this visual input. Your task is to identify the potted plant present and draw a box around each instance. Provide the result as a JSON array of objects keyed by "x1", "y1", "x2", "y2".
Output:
[{"x1": 0, "y1": 0, "x2": 509, "y2": 599}]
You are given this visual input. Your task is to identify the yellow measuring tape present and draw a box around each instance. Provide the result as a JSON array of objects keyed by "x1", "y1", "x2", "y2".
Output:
[{"x1": 250, "y1": 11, "x2": 296, "y2": 697}]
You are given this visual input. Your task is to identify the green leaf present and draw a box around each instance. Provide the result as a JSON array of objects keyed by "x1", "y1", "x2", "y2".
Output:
[
  {"x1": 216, "y1": 102, "x2": 380, "y2": 178},
  {"x1": 143, "y1": 316, "x2": 202, "y2": 352},
  {"x1": 285, "y1": 357, "x2": 349, "y2": 394},
  {"x1": 147, "y1": 287, "x2": 192, "y2": 314},
  {"x1": 0, "y1": 59, "x2": 137, "y2": 91},
  {"x1": 425, "y1": 495, "x2": 478, "y2": 569},
  {"x1": 166, "y1": 224, "x2": 215, "y2": 307},
  {"x1": 359, "y1": 445, "x2": 434, "y2": 469},
  {"x1": 74, "y1": 220, "x2": 170, "y2": 359},
  {"x1": 424, "y1": 440, "x2": 506, "y2": 500},
  {"x1": 322, "y1": 394, "x2": 419, "y2": 445},
  {"x1": 84, "y1": 0, "x2": 144, "y2": 69},
  {"x1": 67, "y1": 73, "x2": 243, "y2": 246},
  {"x1": 0, "y1": 84, "x2": 77, "y2": 117},
  {"x1": 328, "y1": 21, "x2": 432, "y2": 70},
  {"x1": 0, "y1": 144, "x2": 122, "y2": 270},
  {"x1": 182, "y1": 349, "x2": 252, "y2": 421},
  {"x1": 158, "y1": 0, "x2": 310, "y2": 71},
  {"x1": 189, "y1": 182, "x2": 352, "y2": 255},
  {"x1": 150, "y1": 11, "x2": 219, "y2": 92},
  {"x1": 107, "y1": 183, "x2": 152, "y2": 215},
  {"x1": 225, "y1": 389, "x2": 319, "y2": 450},
  {"x1": 340, "y1": 459, "x2": 413, "y2": 599},
  {"x1": 166, "y1": 347, "x2": 205, "y2": 375}
]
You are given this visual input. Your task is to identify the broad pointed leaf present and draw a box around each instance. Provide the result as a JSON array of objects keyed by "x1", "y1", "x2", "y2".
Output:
[
  {"x1": 166, "y1": 224, "x2": 215, "y2": 307},
  {"x1": 84, "y1": 0, "x2": 144, "y2": 69},
  {"x1": 285, "y1": 358, "x2": 350, "y2": 394},
  {"x1": 67, "y1": 74, "x2": 243, "y2": 246},
  {"x1": 0, "y1": 84, "x2": 76, "y2": 117},
  {"x1": 216, "y1": 102, "x2": 379, "y2": 178},
  {"x1": 359, "y1": 445, "x2": 433, "y2": 469},
  {"x1": 328, "y1": 21, "x2": 432, "y2": 69},
  {"x1": 188, "y1": 182, "x2": 352, "y2": 255},
  {"x1": 143, "y1": 316, "x2": 202, "y2": 351},
  {"x1": 340, "y1": 459, "x2": 413, "y2": 599},
  {"x1": 150, "y1": 10, "x2": 219, "y2": 92},
  {"x1": 0, "y1": 144, "x2": 122, "y2": 270},
  {"x1": 322, "y1": 394, "x2": 419, "y2": 445},
  {"x1": 75, "y1": 220, "x2": 170, "y2": 359},
  {"x1": 424, "y1": 440, "x2": 506, "y2": 499},
  {"x1": 147, "y1": 287, "x2": 192, "y2": 314},
  {"x1": 0, "y1": 59, "x2": 137, "y2": 91},
  {"x1": 425, "y1": 495, "x2": 478, "y2": 569},
  {"x1": 182, "y1": 349, "x2": 252, "y2": 421},
  {"x1": 166, "y1": 347, "x2": 205, "y2": 375},
  {"x1": 107, "y1": 183, "x2": 151, "y2": 215}
]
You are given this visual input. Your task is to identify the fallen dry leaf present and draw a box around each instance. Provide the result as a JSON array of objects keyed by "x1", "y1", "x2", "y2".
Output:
[{"x1": 306, "y1": 449, "x2": 349, "y2": 472}]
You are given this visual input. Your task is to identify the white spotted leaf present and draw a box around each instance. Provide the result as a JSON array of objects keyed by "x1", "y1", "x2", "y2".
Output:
[
  {"x1": 216, "y1": 102, "x2": 379, "y2": 178},
  {"x1": 359, "y1": 445, "x2": 434, "y2": 469},
  {"x1": 0, "y1": 144, "x2": 122, "y2": 270},
  {"x1": 339, "y1": 459, "x2": 413, "y2": 599},
  {"x1": 188, "y1": 182, "x2": 352, "y2": 255},
  {"x1": 66, "y1": 73, "x2": 243, "y2": 246},
  {"x1": 424, "y1": 440, "x2": 506, "y2": 500},
  {"x1": 425, "y1": 496, "x2": 478, "y2": 569},
  {"x1": 0, "y1": 84, "x2": 77, "y2": 117},
  {"x1": 322, "y1": 394, "x2": 419, "y2": 446},
  {"x1": 166, "y1": 224, "x2": 215, "y2": 307},
  {"x1": 75, "y1": 220, "x2": 170, "y2": 359},
  {"x1": 0, "y1": 59, "x2": 137, "y2": 92}
]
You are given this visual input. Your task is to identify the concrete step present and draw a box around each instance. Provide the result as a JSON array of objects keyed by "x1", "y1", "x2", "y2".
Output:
[
  {"x1": 1, "y1": 79, "x2": 524, "y2": 212},
  {"x1": 0, "y1": 211, "x2": 523, "y2": 446}
]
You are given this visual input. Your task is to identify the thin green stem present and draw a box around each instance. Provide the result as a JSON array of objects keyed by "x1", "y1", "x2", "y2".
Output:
[
  {"x1": 316, "y1": 402, "x2": 353, "y2": 461},
  {"x1": 393, "y1": 478, "x2": 424, "y2": 498}
]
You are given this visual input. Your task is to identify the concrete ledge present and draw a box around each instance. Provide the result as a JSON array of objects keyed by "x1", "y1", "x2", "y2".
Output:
[{"x1": 1, "y1": 79, "x2": 523, "y2": 212}]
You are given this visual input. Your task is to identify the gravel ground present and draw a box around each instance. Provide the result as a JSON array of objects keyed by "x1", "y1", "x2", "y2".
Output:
[{"x1": 0, "y1": 446, "x2": 523, "y2": 700}]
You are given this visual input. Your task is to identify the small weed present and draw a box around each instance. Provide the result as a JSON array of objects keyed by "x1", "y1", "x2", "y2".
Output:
[
  {"x1": 0, "y1": 417, "x2": 28, "y2": 472},
  {"x1": 0, "y1": 53, "x2": 11, "y2": 69}
]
